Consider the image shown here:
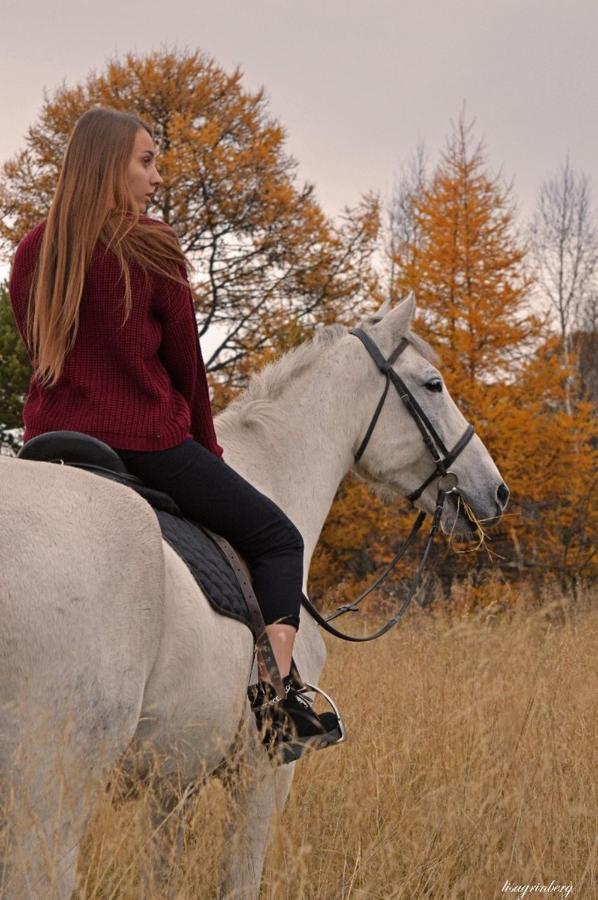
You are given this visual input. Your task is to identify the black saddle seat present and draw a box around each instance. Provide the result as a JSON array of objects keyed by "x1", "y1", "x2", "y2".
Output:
[
  {"x1": 18, "y1": 430, "x2": 131, "y2": 476},
  {"x1": 17, "y1": 430, "x2": 183, "y2": 516}
]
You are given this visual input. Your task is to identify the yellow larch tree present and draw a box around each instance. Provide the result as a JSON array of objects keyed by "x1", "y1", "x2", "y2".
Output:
[
  {"x1": 311, "y1": 115, "x2": 596, "y2": 607},
  {"x1": 391, "y1": 114, "x2": 597, "y2": 589}
]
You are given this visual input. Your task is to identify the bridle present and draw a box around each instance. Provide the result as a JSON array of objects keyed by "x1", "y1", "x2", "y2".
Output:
[
  {"x1": 300, "y1": 327, "x2": 476, "y2": 642},
  {"x1": 351, "y1": 329, "x2": 475, "y2": 502}
]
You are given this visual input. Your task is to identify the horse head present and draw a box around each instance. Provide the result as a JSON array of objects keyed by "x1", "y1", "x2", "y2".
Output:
[{"x1": 348, "y1": 294, "x2": 509, "y2": 536}]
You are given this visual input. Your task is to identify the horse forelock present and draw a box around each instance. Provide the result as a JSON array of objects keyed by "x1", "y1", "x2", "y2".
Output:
[{"x1": 404, "y1": 330, "x2": 438, "y2": 365}]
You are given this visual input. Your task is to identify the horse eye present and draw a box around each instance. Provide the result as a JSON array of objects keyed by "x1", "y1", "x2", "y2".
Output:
[{"x1": 425, "y1": 378, "x2": 443, "y2": 393}]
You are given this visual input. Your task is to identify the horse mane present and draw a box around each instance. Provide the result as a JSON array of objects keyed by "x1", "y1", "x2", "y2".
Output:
[{"x1": 217, "y1": 322, "x2": 436, "y2": 432}]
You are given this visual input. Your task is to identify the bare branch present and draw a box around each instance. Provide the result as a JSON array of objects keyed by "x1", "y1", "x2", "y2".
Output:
[{"x1": 529, "y1": 158, "x2": 598, "y2": 340}]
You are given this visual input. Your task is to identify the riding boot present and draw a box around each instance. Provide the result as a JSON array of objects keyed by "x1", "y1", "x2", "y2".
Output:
[{"x1": 248, "y1": 673, "x2": 344, "y2": 765}]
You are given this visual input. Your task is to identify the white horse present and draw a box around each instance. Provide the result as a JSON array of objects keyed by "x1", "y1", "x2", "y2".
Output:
[{"x1": 0, "y1": 296, "x2": 507, "y2": 898}]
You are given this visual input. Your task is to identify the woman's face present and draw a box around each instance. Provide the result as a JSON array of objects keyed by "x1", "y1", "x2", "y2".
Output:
[{"x1": 126, "y1": 128, "x2": 163, "y2": 212}]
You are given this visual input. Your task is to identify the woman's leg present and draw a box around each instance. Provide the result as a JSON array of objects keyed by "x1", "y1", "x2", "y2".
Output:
[
  {"x1": 115, "y1": 439, "x2": 303, "y2": 678},
  {"x1": 263, "y1": 624, "x2": 295, "y2": 681}
]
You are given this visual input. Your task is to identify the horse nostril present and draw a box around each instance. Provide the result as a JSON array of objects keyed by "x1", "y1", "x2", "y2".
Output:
[{"x1": 496, "y1": 482, "x2": 510, "y2": 510}]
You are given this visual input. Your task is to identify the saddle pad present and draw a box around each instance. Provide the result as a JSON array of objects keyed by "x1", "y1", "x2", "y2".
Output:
[
  {"x1": 40, "y1": 461, "x2": 255, "y2": 632},
  {"x1": 154, "y1": 508, "x2": 253, "y2": 630}
]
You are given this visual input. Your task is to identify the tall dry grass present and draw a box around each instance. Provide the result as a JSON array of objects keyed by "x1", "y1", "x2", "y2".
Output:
[{"x1": 5, "y1": 587, "x2": 598, "y2": 898}]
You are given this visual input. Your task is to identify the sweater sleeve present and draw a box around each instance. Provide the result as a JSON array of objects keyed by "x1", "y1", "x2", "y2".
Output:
[{"x1": 153, "y1": 265, "x2": 224, "y2": 459}]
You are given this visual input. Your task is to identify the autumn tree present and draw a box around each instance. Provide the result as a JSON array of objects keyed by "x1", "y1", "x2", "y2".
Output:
[
  {"x1": 384, "y1": 142, "x2": 428, "y2": 302},
  {"x1": 390, "y1": 115, "x2": 596, "y2": 587},
  {"x1": 529, "y1": 158, "x2": 598, "y2": 412},
  {"x1": 490, "y1": 338, "x2": 597, "y2": 584},
  {"x1": 0, "y1": 45, "x2": 380, "y2": 394},
  {"x1": 529, "y1": 160, "x2": 597, "y2": 342},
  {"x1": 311, "y1": 116, "x2": 597, "y2": 605}
]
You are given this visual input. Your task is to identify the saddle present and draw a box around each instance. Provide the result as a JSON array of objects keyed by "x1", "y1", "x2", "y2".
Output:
[
  {"x1": 16, "y1": 431, "x2": 261, "y2": 634},
  {"x1": 17, "y1": 430, "x2": 346, "y2": 762}
]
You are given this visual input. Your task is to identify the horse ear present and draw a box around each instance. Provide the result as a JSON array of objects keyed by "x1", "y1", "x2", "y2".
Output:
[
  {"x1": 369, "y1": 292, "x2": 417, "y2": 338},
  {"x1": 361, "y1": 297, "x2": 392, "y2": 324}
]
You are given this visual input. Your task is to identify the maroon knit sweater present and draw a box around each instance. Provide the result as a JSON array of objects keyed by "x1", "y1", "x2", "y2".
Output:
[{"x1": 8, "y1": 218, "x2": 224, "y2": 456}]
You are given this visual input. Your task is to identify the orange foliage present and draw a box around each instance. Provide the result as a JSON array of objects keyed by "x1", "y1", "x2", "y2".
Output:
[
  {"x1": 311, "y1": 116, "x2": 596, "y2": 603},
  {"x1": 1, "y1": 52, "x2": 593, "y2": 597},
  {"x1": 0, "y1": 48, "x2": 381, "y2": 390}
]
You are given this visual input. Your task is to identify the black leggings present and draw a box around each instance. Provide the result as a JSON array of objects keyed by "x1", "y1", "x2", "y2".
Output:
[{"x1": 113, "y1": 439, "x2": 302, "y2": 628}]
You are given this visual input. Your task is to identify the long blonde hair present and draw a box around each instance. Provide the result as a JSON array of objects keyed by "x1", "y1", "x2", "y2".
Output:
[{"x1": 27, "y1": 105, "x2": 191, "y2": 387}]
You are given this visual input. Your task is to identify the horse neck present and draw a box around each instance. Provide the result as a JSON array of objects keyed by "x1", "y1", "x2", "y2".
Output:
[{"x1": 215, "y1": 354, "x2": 360, "y2": 572}]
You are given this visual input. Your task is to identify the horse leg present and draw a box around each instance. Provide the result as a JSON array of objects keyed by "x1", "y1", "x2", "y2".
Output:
[
  {"x1": 0, "y1": 699, "x2": 144, "y2": 900},
  {"x1": 0, "y1": 796, "x2": 82, "y2": 900},
  {"x1": 217, "y1": 608, "x2": 327, "y2": 898},
  {"x1": 0, "y1": 462, "x2": 166, "y2": 898},
  {"x1": 127, "y1": 760, "x2": 197, "y2": 900},
  {"x1": 219, "y1": 720, "x2": 295, "y2": 900}
]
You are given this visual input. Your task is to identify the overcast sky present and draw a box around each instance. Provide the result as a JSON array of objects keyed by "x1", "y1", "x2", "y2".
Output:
[{"x1": 2, "y1": 0, "x2": 597, "y2": 271}]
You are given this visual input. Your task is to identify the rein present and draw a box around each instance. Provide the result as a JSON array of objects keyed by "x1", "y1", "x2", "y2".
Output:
[{"x1": 301, "y1": 328, "x2": 475, "y2": 643}]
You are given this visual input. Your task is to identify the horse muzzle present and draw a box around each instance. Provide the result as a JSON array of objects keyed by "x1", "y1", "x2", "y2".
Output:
[{"x1": 441, "y1": 478, "x2": 510, "y2": 537}]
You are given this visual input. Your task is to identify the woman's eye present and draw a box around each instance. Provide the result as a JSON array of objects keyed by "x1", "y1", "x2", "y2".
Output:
[{"x1": 425, "y1": 378, "x2": 443, "y2": 393}]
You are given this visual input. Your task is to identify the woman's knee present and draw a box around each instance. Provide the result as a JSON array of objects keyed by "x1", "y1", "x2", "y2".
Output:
[
  {"x1": 283, "y1": 517, "x2": 304, "y2": 553},
  {"x1": 265, "y1": 516, "x2": 303, "y2": 562}
]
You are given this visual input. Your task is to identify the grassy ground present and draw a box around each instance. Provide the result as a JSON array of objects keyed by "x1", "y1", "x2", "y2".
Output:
[
  {"x1": 258, "y1": 590, "x2": 597, "y2": 899},
  {"x1": 7, "y1": 588, "x2": 598, "y2": 898}
]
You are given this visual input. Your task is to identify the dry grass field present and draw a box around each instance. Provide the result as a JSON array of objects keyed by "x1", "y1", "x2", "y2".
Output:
[{"x1": 4, "y1": 587, "x2": 598, "y2": 899}]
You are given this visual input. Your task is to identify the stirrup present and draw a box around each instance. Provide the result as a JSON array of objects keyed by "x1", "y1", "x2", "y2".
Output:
[
  {"x1": 285, "y1": 663, "x2": 347, "y2": 740},
  {"x1": 293, "y1": 682, "x2": 347, "y2": 742},
  {"x1": 248, "y1": 674, "x2": 347, "y2": 766},
  {"x1": 278, "y1": 680, "x2": 347, "y2": 765}
]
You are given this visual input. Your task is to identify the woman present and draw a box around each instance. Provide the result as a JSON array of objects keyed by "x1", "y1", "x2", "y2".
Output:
[{"x1": 8, "y1": 105, "x2": 337, "y2": 761}]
